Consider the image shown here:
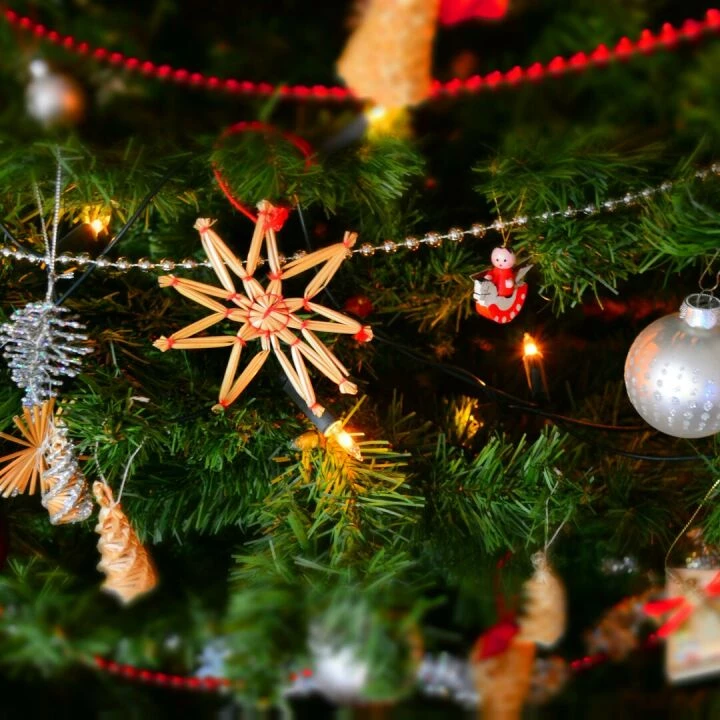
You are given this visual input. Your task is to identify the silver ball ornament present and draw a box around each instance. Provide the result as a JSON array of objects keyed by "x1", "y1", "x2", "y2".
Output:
[
  {"x1": 624, "y1": 293, "x2": 720, "y2": 438},
  {"x1": 26, "y1": 59, "x2": 85, "y2": 127}
]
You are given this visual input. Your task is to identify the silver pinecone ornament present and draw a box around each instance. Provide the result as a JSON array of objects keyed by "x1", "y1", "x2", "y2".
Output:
[{"x1": 0, "y1": 302, "x2": 92, "y2": 407}]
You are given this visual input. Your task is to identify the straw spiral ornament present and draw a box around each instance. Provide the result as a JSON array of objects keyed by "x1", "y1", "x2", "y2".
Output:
[{"x1": 93, "y1": 481, "x2": 157, "y2": 605}]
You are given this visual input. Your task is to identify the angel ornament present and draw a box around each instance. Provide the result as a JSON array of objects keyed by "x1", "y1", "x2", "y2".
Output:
[{"x1": 471, "y1": 246, "x2": 531, "y2": 324}]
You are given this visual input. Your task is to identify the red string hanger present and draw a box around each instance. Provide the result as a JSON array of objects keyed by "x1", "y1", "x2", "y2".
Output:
[
  {"x1": 3, "y1": 7, "x2": 720, "y2": 102},
  {"x1": 211, "y1": 121, "x2": 313, "y2": 226}
]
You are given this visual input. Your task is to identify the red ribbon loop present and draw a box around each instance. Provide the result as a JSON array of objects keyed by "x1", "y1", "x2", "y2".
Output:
[{"x1": 212, "y1": 121, "x2": 313, "y2": 227}]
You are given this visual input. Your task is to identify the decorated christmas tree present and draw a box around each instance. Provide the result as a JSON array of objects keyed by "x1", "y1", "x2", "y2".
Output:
[{"x1": 1, "y1": 0, "x2": 720, "y2": 716}]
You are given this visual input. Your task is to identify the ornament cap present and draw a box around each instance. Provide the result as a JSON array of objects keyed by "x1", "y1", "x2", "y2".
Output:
[{"x1": 680, "y1": 293, "x2": 720, "y2": 329}]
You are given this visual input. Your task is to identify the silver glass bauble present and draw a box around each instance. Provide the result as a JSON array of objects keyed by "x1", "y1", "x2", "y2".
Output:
[
  {"x1": 26, "y1": 59, "x2": 85, "y2": 127},
  {"x1": 624, "y1": 293, "x2": 720, "y2": 438}
]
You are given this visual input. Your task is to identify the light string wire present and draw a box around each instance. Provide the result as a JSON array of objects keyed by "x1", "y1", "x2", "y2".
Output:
[
  {"x1": 3, "y1": 7, "x2": 720, "y2": 101},
  {"x1": 2, "y1": 162, "x2": 719, "y2": 276}
]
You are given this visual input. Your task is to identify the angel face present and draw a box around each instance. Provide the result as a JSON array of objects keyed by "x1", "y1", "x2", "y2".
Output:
[{"x1": 491, "y1": 247, "x2": 516, "y2": 269}]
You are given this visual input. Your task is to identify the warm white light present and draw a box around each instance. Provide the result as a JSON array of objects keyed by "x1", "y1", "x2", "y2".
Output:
[
  {"x1": 523, "y1": 333, "x2": 541, "y2": 358},
  {"x1": 325, "y1": 421, "x2": 363, "y2": 461},
  {"x1": 89, "y1": 218, "x2": 105, "y2": 236},
  {"x1": 367, "y1": 105, "x2": 387, "y2": 124}
]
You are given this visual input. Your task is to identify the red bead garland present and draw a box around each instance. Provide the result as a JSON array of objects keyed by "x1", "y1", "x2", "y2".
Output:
[
  {"x1": 91, "y1": 632, "x2": 661, "y2": 693},
  {"x1": 93, "y1": 655, "x2": 235, "y2": 692},
  {"x1": 4, "y1": 7, "x2": 719, "y2": 102}
]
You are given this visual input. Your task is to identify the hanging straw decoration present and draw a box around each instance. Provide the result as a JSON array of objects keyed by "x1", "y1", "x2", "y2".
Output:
[
  {"x1": 337, "y1": 0, "x2": 441, "y2": 108},
  {"x1": 154, "y1": 201, "x2": 372, "y2": 416},
  {"x1": 517, "y1": 552, "x2": 567, "y2": 649},
  {"x1": 40, "y1": 419, "x2": 93, "y2": 525},
  {"x1": 93, "y1": 447, "x2": 157, "y2": 605},
  {"x1": 0, "y1": 399, "x2": 54, "y2": 497}
]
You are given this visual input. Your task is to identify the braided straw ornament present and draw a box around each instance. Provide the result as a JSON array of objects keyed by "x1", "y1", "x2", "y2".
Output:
[
  {"x1": 0, "y1": 399, "x2": 93, "y2": 524},
  {"x1": 517, "y1": 552, "x2": 567, "y2": 649},
  {"x1": 41, "y1": 421, "x2": 93, "y2": 525},
  {"x1": 93, "y1": 481, "x2": 157, "y2": 605},
  {"x1": 337, "y1": 0, "x2": 441, "y2": 108}
]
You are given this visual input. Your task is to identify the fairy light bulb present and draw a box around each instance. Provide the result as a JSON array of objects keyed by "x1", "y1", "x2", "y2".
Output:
[
  {"x1": 365, "y1": 105, "x2": 412, "y2": 139},
  {"x1": 89, "y1": 218, "x2": 105, "y2": 236},
  {"x1": 283, "y1": 380, "x2": 363, "y2": 461},
  {"x1": 522, "y1": 333, "x2": 549, "y2": 400},
  {"x1": 325, "y1": 420, "x2": 363, "y2": 461},
  {"x1": 523, "y1": 334, "x2": 540, "y2": 358}
]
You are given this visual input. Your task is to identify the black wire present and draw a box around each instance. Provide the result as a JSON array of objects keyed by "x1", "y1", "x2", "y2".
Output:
[
  {"x1": 291, "y1": 206, "x2": 707, "y2": 463},
  {"x1": 376, "y1": 329, "x2": 714, "y2": 461},
  {"x1": 0, "y1": 219, "x2": 19, "y2": 246},
  {"x1": 55, "y1": 157, "x2": 191, "y2": 306},
  {"x1": 373, "y1": 329, "x2": 640, "y2": 429}
]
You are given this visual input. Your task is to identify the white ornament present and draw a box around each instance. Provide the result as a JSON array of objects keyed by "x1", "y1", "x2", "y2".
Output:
[
  {"x1": 310, "y1": 640, "x2": 369, "y2": 704},
  {"x1": 26, "y1": 59, "x2": 85, "y2": 127},
  {"x1": 195, "y1": 639, "x2": 231, "y2": 679},
  {"x1": 624, "y1": 293, "x2": 720, "y2": 438}
]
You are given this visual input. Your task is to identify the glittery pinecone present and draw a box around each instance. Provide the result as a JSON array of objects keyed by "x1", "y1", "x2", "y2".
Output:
[
  {"x1": 0, "y1": 302, "x2": 92, "y2": 407},
  {"x1": 41, "y1": 422, "x2": 93, "y2": 525},
  {"x1": 93, "y1": 481, "x2": 157, "y2": 605}
]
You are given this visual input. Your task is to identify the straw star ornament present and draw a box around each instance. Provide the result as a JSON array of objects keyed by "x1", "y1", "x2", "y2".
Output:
[{"x1": 154, "y1": 201, "x2": 372, "y2": 415}]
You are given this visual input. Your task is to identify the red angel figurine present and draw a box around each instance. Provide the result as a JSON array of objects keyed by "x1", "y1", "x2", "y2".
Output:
[{"x1": 471, "y1": 247, "x2": 531, "y2": 324}]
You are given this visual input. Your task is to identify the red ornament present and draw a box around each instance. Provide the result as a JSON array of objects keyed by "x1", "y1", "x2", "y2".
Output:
[
  {"x1": 471, "y1": 618, "x2": 520, "y2": 660},
  {"x1": 440, "y1": 0, "x2": 509, "y2": 24},
  {"x1": 645, "y1": 571, "x2": 720, "y2": 637},
  {"x1": 471, "y1": 248, "x2": 531, "y2": 324},
  {"x1": 344, "y1": 295, "x2": 374, "y2": 319}
]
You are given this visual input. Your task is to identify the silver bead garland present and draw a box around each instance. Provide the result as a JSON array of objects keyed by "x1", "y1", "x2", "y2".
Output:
[
  {"x1": 2, "y1": 164, "x2": 718, "y2": 275},
  {"x1": 0, "y1": 302, "x2": 92, "y2": 407}
]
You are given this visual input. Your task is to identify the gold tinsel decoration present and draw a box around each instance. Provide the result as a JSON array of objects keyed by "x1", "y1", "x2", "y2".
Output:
[
  {"x1": 517, "y1": 552, "x2": 566, "y2": 649},
  {"x1": 93, "y1": 481, "x2": 157, "y2": 605},
  {"x1": 337, "y1": 0, "x2": 441, "y2": 109}
]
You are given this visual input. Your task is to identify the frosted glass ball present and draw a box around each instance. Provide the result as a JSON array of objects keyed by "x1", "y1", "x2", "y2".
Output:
[
  {"x1": 624, "y1": 294, "x2": 720, "y2": 439},
  {"x1": 26, "y1": 59, "x2": 85, "y2": 127}
]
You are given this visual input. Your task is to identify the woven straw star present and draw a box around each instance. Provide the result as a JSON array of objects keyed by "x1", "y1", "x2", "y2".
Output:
[{"x1": 154, "y1": 201, "x2": 372, "y2": 415}]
